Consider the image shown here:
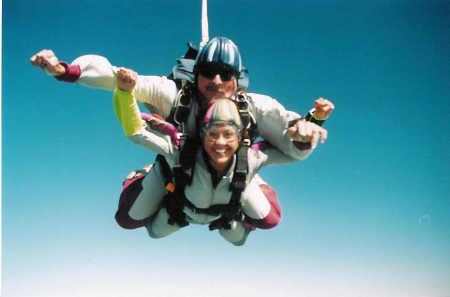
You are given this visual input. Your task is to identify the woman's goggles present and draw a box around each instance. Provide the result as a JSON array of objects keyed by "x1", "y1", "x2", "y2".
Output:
[{"x1": 204, "y1": 124, "x2": 240, "y2": 142}]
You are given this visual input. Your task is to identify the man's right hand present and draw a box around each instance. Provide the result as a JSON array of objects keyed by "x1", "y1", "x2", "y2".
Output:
[{"x1": 30, "y1": 49, "x2": 66, "y2": 76}]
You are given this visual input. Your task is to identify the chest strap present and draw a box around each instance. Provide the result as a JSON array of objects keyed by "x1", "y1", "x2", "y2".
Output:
[
  {"x1": 156, "y1": 152, "x2": 247, "y2": 230},
  {"x1": 157, "y1": 89, "x2": 252, "y2": 230}
]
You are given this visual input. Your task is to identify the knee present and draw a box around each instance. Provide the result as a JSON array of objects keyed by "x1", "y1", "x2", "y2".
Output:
[
  {"x1": 145, "y1": 209, "x2": 182, "y2": 238},
  {"x1": 244, "y1": 183, "x2": 282, "y2": 229},
  {"x1": 229, "y1": 237, "x2": 247, "y2": 246},
  {"x1": 145, "y1": 224, "x2": 166, "y2": 239},
  {"x1": 219, "y1": 222, "x2": 250, "y2": 246}
]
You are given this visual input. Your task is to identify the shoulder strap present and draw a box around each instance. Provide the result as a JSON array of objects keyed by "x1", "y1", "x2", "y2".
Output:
[
  {"x1": 208, "y1": 91, "x2": 252, "y2": 231},
  {"x1": 170, "y1": 82, "x2": 200, "y2": 186},
  {"x1": 163, "y1": 90, "x2": 254, "y2": 230},
  {"x1": 233, "y1": 91, "x2": 251, "y2": 195},
  {"x1": 156, "y1": 154, "x2": 190, "y2": 227}
]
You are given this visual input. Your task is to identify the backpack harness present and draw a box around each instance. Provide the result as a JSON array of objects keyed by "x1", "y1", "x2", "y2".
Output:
[
  {"x1": 157, "y1": 82, "x2": 254, "y2": 230},
  {"x1": 139, "y1": 42, "x2": 255, "y2": 230}
]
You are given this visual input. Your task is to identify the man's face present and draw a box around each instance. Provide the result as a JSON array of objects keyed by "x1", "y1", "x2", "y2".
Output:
[{"x1": 196, "y1": 64, "x2": 238, "y2": 103}]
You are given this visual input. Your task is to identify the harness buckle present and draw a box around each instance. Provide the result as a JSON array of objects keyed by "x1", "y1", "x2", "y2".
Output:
[
  {"x1": 173, "y1": 86, "x2": 193, "y2": 126},
  {"x1": 178, "y1": 133, "x2": 189, "y2": 148},
  {"x1": 235, "y1": 93, "x2": 251, "y2": 130},
  {"x1": 242, "y1": 138, "x2": 251, "y2": 147}
]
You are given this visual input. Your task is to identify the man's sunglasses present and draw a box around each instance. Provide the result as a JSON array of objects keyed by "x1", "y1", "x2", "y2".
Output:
[{"x1": 198, "y1": 65, "x2": 238, "y2": 81}]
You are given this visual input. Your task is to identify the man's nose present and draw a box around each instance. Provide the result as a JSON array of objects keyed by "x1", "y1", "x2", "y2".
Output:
[{"x1": 211, "y1": 73, "x2": 223, "y2": 84}]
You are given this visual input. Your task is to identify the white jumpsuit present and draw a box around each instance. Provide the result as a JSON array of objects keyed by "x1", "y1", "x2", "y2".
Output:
[
  {"x1": 56, "y1": 55, "x2": 315, "y2": 245},
  {"x1": 113, "y1": 89, "x2": 313, "y2": 245}
]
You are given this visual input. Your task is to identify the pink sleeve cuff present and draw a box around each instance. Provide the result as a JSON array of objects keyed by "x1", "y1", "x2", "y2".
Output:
[
  {"x1": 55, "y1": 62, "x2": 81, "y2": 83},
  {"x1": 244, "y1": 183, "x2": 282, "y2": 229},
  {"x1": 293, "y1": 141, "x2": 312, "y2": 150}
]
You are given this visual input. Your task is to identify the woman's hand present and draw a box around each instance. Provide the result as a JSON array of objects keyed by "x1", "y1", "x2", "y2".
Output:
[
  {"x1": 287, "y1": 120, "x2": 328, "y2": 149},
  {"x1": 117, "y1": 67, "x2": 137, "y2": 91}
]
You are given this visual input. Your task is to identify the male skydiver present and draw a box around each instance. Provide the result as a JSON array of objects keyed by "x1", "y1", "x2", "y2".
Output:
[{"x1": 30, "y1": 37, "x2": 334, "y2": 231}]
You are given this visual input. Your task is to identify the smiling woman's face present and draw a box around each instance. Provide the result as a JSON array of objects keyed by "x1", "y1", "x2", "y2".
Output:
[{"x1": 203, "y1": 124, "x2": 240, "y2": 172}]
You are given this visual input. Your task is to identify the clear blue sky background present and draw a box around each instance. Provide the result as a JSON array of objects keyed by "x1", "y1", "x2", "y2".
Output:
[{"x1": 3, "y1": 0, "x2": 450, "y2": 296}]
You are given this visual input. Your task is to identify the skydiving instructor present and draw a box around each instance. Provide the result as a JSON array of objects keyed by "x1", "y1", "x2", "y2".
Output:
[{"x1": 30, "y1": 37, "x2": 334, "y2": 235}]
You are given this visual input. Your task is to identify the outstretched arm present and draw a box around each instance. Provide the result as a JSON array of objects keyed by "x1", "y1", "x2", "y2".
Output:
[
  {"x1": 114, "y1": 68, "x2": 178, "y2": 156},
  {"x1": 30, "y1": 49, "x2": 66, "y2": 76},
  {"x1": 30, "y1": 49, "x2": 177, "y2": 118},
  {"x1": 249, "y1": 93, "x2": 331, "y2": 161},
  {"x1": 286, "y1": 119, "x2": 328, "y2": 150},
  {"x1": 114, "y1": 68, "x2": 143, "y2": 136},
  {"x1": 304, "y1": 98, "x2": 335, "y2": 126},
  {"x1": 314, "y1": 97, "x2": 335, "y2": 119},
  {"x1": 249, "y1": 119, "x2": 328, "y2": 170},
  {"x1": 30, "y1": 49, "x2": 124, "y2": 88}
]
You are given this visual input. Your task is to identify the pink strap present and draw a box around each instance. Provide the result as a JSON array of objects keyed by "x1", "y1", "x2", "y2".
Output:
[{"x1": 141, "y1": 113, "x2": 181, "y2": 147}]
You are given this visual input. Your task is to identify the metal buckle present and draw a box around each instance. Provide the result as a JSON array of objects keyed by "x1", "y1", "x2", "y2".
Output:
[
  {"x1": 173, "y1": 89, "x2": 192, "y2": 126},
  {"x1": 242, "y1": 138, "x2": 251, "y2": 147}
]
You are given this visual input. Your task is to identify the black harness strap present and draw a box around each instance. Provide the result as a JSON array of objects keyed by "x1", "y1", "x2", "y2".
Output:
[
  {"x1": 156, "y1": 155, "x2": 189, "y2": 227},
  {"x1": 159, "y1": 89, "x2": 253, "y2": 230},
  {"x1": 171, "y1": 83, "x2": 201, "y2": 186},
  {"x1": 207, "y1": 144, "x2": 249, "y2": 230},
  {"x1": 208, "y1": 93, "x2": 251, "y2": 230}
]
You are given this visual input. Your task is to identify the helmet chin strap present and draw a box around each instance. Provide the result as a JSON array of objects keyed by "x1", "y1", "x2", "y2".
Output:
[{"x1": 199, "y1": 0, "x2": 209, "y2": 49}]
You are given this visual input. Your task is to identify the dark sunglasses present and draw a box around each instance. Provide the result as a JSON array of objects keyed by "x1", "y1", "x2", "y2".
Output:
[{"x1": 198, "y1": 65, "x2": 238, "y2": 81}]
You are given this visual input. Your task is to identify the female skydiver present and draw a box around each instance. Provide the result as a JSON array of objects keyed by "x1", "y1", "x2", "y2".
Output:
[{"x1": 113, "y1": 67, "x2": 328, "y2": 245}]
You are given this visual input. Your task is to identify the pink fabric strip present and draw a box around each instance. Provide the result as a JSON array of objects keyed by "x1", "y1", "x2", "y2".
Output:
[
  {"x1": 250, "y1": 141, "x2": 267, "y2": 152},
  {"x1": 141, "y1": 113, "x2": 181, "y2": 147},
  {"x1": 293, "y1": 141, "x2": 312, "y2": 150},
  {"x1": 115, "y1": 174, "x2": 156, "y2": 229},
  {"x1": 244, "y1": 183, "x2": 282, "y2": 229},
  {"x1": 55, "y1": 62, "x2": 81, "y2": 83}
]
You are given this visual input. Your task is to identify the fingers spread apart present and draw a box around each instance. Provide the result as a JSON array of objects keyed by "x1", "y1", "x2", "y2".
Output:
[{"x1": 291, "y1": 120, "x2": 328, "y2": 149}]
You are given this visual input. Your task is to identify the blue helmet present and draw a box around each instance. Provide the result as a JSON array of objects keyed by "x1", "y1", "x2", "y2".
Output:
[{"x1": 194, "y1": 37, "x2": 243, "y2": 76}]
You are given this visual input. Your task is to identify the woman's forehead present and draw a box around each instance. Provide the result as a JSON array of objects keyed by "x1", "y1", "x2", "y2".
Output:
[{"x1": 207, "y1": 123, "x2": 238, "y2": 131}]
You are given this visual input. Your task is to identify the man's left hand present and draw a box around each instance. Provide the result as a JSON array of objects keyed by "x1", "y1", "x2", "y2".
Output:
[{"x1": 314, "y1": 98, "x2": 335, "y2": 119}]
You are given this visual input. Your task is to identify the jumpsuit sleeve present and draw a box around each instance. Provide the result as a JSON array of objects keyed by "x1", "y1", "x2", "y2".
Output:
[
  {"x1": 250, "y1": 140, "x2": 312, "y2": 166},
  {"x1": 57, "y1": 54, "x2": 178, "y2": 119},
  {"x1": 113, "y1": 88, "x2": 177, "y2": 157},
  {"x1": 239, "y1": 140, "x2": 314, "y2": 230},
  {"x1": 238, "y1": 150, "x2": 288, "y2": 230},
  {"x1": 247, "y1": 93, "x2": 314, "y2": 161}
]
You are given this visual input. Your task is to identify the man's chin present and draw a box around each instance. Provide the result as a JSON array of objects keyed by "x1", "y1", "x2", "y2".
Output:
[
  {"x1": 210, "y1": 92, "x2": 230, "y2": 100},
  {"x1": 201, "y1": 91, "x2": 232, "y2": 103}
]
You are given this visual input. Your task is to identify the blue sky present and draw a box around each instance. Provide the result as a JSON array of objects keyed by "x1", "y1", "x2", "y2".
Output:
[{"x1": 3, "y1": 0, "x2": 450, "y2": 296}]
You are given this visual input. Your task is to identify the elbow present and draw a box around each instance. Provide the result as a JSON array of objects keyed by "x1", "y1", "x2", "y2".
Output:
[
  {"x1": 245, "y1": 210, "x2": 282, "y2": 230},
  {"x1": 244, "y1": 183, "x2": 282, "y2": 230}
]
